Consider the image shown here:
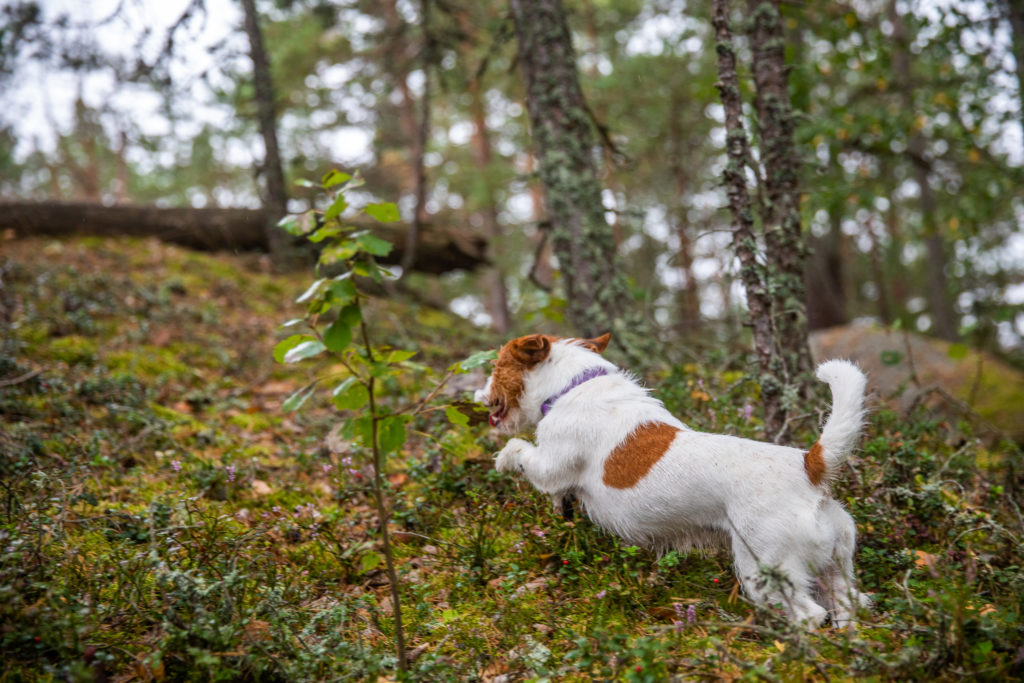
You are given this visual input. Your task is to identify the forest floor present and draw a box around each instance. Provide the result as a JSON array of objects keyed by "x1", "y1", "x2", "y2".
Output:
[{"x1": 1, "y1": 236, "x2": 1022, "y2": 681}]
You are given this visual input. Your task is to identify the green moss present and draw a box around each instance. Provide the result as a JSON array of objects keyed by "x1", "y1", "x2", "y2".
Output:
[
  {"x1": 104, "y1": 346, "x2": 192, "y2": 379},
  {"x1": 45, "y1": 335, "x2": 99, "y2": 364},
  {"x1": 228, "y1": 412, "x2": 277, "y2": 431}
]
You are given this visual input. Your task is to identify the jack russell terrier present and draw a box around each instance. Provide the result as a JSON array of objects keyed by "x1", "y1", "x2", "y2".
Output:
[{"x1": 475, "y1": 332, "x2": 870, "y2": 627}]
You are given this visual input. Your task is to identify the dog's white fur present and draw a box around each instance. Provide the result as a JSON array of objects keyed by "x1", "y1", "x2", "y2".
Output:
[{"x1": 475, "y1": 334, "x2": 870, "y2": 627}]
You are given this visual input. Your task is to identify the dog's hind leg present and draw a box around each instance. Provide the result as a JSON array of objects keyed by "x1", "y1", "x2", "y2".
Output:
[
  {"x1": 819, "y1": 500, "x2": 871, "y2": 628},
  {"x1": 731, "y1": 533, "x2": 829, "y2": 627}
]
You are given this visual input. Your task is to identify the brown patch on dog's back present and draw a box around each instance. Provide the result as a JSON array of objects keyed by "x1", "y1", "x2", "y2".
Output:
[
  {"x1": 804, "y1": 441, "x2": 826, "y2": 486},
  {"x1": 603, "y1": 422, "x2": 680, "y2": 488}
]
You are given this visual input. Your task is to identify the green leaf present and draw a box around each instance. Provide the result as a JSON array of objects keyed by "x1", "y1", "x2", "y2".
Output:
[
  {"x1": 378, "y1": 416, "x2": 407, "y2": 455},
  {"x1": 319, "y1": 241, "x2": 358, "y2": 265},
  {"x1": 445, "y1": 404, "x2": 470, "y2": 427},
  {"x1": 308, "y1": 225, "x2": 343, "y2": 243},
  {"x1": 364, "y1": 202, "x2": 400, "y2": 223},
  {"x1": 274, "y1": 335, "x2": 315, "y2": 364},
  {"x1": 947, "y1": 343, "x2": 969, "y2": 361},
  {"x1": 283, "y1": 340, "x2": 326, "y2": 364},
  {"x1": 324, "y1": 193, "x2": 348, "y2": 221},
  {"x1": 454, "y1": 349, "x2": 497, "y2": 373},
  {"x1": 356, "y1": 231, "x2": 394, "y2": 257},
  {"x1": 342, "y1": 415, "x2": 372, "y2": 446},
  {"x1": 328, "y1": 278, "x2": 357, "y2": 307},
  {"x1": 276, "y1": 215, "x2": 298, "y2": 234},
  {"x1": 294, "y1": 178, "x2": 318, "y2": 188},
  {"x1": 280, "y1": 211, "x2": 317, "y2": 235},
  {"x1": 296, "y1": 278, "x2": 328, "y2": 304},
  {"x1": 338, "y1": 303, "x2": 361, "y2": 330},
  {"x1": 352, "y1": 259, "x2": 384, "y2": 283},
  {"x1": 322, "y1": 169, "x2": 351, "y2": 188},
  {"x1": 359, "y1": 550, "x2": 383, "y2": 573},
  {"x1": 386, "y1": 349, "x2": 417, "y2": 363},
  {"x1": 324, "y1": 315, "x2": 354, "y2": 352},
  {"x1": 280, "y1": 318, "x2": 305, "y2": 329},
  {"x1": 332, "y1": 377, "x2": 369, "y2": 411},
  {"x1": 880, "y1": 350, "x2": 903, "y2": 366},
  {"x1": 282, "y1": 384, "x2": 316, "y2": 412}
]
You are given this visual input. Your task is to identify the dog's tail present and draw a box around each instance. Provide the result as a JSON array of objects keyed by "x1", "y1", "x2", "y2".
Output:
[{"x1": 805, "y1": 360, "x2": 867, "y2": 486}]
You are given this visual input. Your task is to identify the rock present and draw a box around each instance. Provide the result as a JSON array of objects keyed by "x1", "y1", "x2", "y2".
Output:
[{"x1": 810, "y1": 323, "x2": 1024, "y2": 442}]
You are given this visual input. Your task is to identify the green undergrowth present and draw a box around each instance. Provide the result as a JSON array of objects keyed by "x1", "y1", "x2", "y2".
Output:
[{"x1": 1, "y1": 237, "x2": 1022, "y2": 681}]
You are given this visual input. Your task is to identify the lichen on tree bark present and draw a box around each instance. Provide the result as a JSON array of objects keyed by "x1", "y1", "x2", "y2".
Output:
[
  {"x1": 713, "y1": 0, "x2": 815, "y2": 440},
  {"x1": 509, "y1": 0, "x2": 654, "y2": 363}
]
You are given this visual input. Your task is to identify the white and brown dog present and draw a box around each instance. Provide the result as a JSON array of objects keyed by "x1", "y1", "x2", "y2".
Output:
[{"x1": 475, "y1": 332, "x2": 870, "y2": 627}]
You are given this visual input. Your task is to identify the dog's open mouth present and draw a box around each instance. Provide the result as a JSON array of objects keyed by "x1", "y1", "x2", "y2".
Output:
[{"x1": 488, "y1": 401, "x2": 508, "y2": 427}]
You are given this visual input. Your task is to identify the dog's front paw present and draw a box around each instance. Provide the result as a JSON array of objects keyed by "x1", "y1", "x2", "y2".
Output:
[{"x1": 494, "y1": 438, "x2": 529, "y2": 473}]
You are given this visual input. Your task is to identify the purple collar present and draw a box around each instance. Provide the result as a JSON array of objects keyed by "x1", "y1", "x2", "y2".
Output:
[{"x1": 540, "y1": 367, "x2": 609, "y2": 416}]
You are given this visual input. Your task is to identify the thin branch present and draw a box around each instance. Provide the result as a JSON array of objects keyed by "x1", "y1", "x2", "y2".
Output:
[{"x1": 0, "y1": 369, "x2": 41, "y2": 388}]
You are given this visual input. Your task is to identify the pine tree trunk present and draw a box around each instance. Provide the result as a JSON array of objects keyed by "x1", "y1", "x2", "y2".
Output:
[
  {"x1": 1005, "y1": 0, "x2": 1024, "y2": 137},
  {"x1": 239, "y1": 0, "x2": 300, "y2": 267},
  {"x1": 509, "y1": 0, "x2": 653, "y2": 358},
  {"x1": 746, "y1": 0, "x2": 815, "y2": 404},
  {"x1": 889, "y1": 0, "x2": 958, "y2": 341},
  {"x1": 468, "y1": 81, "x2": 512, "y2": 333},
  {"x1": 805, "y1": 206, "x2": 847, "y2": 330},
  {"x1": 712, "y1": 0, "x2": 787, "y2": 438}
]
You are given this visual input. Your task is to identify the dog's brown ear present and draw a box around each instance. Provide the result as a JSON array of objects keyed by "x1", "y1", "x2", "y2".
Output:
[
  {"x1": 511, "y1": 334, "x2": 552, "y2": 366},
  {"x1": 580, "y1": 332, "x2": 611, "y2": 354}
]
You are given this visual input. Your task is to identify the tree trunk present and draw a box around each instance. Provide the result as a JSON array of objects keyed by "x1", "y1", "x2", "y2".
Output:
[
  {"x1": 400, "y1": 0, "x2": 433, "y2": 276},
  {"x1": 239, "y1": 0, "x2": 297, "y2": 266},
  {"x1": 509, "y1": 0, "x2": 653, "y2": 358},
  {"x1": 713, "y1": 0, "x2": 788, "y2": 438},
  {"x1": 1004, "y1": 0, "x2": 1024, "y2": 136},
  {"x1": 468, "y1": 81, "x2": 512, "y2": 333},
  {"x1": 889, "y1": 0, "x2": 958, "y2": 341},
  {"x1": 746, "y1": 0, "x2": 815, "y2": 402},
  {"x1": 667, "y1": 97, "x2": 702, "y2": 335},
  {"x1": 804, "y1": 205, "x2": 847, "y2": 330},
  {"x1": 0, "y1": 201, "x2": 487, "y2": 273}
]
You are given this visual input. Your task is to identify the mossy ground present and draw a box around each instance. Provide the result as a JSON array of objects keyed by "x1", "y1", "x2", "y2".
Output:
[{"x1": 1, "y1": 237, "x2": 1022, "y2": 681}]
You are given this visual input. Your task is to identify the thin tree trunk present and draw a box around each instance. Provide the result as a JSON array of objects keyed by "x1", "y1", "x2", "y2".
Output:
[
  {"x1": 713, "y1": 0, "x2": 788, "y2": 438},
  {"x1": 889, "y1": 0, "x2": 958, "y2": 340},
  {"x1": 1004, "y1": 0, "x2": 1024, "y2": 137},
  {"x1": 239, "y1": 0, "x2": 297, "y2": 265},
  {"x1": 468, "y1": 81, "x2": 512, "y2": 333},
  {"x1": 804, "y1": 205, "x2": 847, "y2": 330},
  {"x1": 509, "y1": 0, "x2": 653, "y2": 359},
  {"x1": 667, "y1": 99, "x2": 702, "y2": 334},
  {"x1": 746, "y1": 0, "x2": 815, "y2": 404},
  {"x1": 866, "y1": 216, "x2": 893, "y2": 325},
  {"x1": 401, "y1": 0, "x2": 432, "y2": 276}
]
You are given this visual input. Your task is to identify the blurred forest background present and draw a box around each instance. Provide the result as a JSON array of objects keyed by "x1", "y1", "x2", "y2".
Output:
[
  {"x1": 2, "y1": 0, "x2": 1022, "y2": 357},
  {"x1": 3, "y1": 1, "x2": 1024, "y2": 680}
]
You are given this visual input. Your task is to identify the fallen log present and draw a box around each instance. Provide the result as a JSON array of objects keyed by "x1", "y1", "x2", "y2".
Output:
[{"x1": 0, "y1": 201, "x2": 487, "y2": 274}]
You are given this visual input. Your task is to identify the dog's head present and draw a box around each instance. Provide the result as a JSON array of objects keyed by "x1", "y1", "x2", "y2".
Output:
[{"x1": 474, "y1": 332, "x2": 611, "y2": 433}]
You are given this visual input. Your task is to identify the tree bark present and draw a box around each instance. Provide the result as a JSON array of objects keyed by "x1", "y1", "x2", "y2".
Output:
[
  {"x1": 804, "y1": 206, "x2": 847, "y2": 330},
  {"x1": 747, "y1": 0, "x2": 815, "y2": 402},
  {"x1": 0, "y1": 201, "x2": 487, "y2": 273},
  {"x1": 239, "y1": 0, "x2": 297, "y2": 265},
  {"x1": 1004, "y1": 0, "x2": 1024, "y2": 137},
  {"x1": 713, "y1": 0, "x2": 788, "y2": 438},
  {"x1": 889, "y1": 0, "x2": 958, "y2": 341},
  {"x1": 468, "y1": 80, "x2": 512, "y2": 333},
  {"x1": 400, "y1": 0, "x2": 433, "y2": 276},
  {"x1": 509, "y1": 0, "x2": 653, "y2": 359}
]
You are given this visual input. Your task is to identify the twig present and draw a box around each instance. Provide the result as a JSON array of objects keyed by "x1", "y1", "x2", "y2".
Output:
[
  {"x1": 527, "y1": 225, "x2": 552, "y2": 292},
  {"x1": 0, "y1": 369, "x2": 41, "y2": 388}
]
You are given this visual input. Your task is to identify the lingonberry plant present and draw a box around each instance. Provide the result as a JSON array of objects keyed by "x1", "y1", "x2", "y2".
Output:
[{"x1": 273, "y1": 170, "x2": 492, "y2": 672}]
